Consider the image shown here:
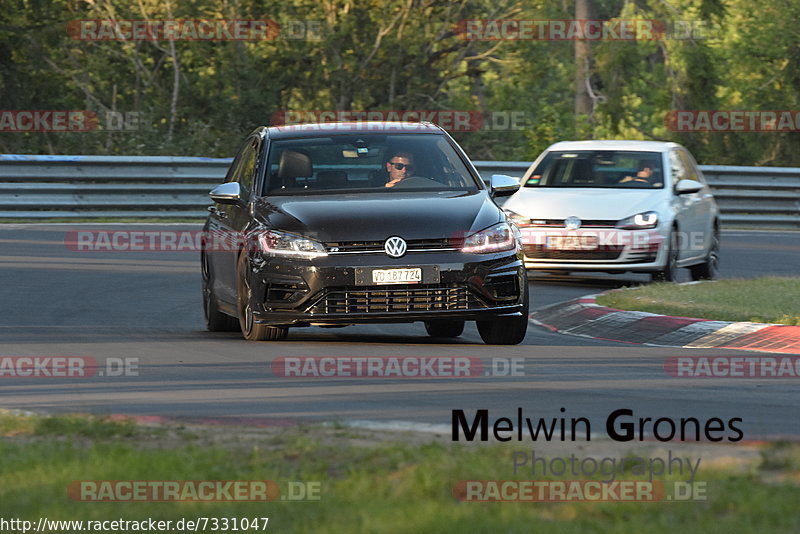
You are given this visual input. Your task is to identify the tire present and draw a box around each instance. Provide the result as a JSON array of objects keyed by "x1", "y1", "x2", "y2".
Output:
[
  {"x1": 424, "y1": 320, "x2": 465, "y2": 338},
  {"x1": 476, "y1": 281, "x2": 529, "y2": 345},
  {"x1": 202, "y1": 250, "x2": 239, "y2": 332},
  {"x1": 236, "y1": 253, "x2": 288, "y2": 341},
  {"x1": 651, "y1": 230, "x2": 679, "y2": 282},
  {"x1": 690, "y1": 228, "x2": 720, "y2": 281}
]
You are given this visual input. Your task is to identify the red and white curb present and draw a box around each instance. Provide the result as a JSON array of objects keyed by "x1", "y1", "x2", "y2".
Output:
[{"x1": 530, "y1": 294, "x2": 800, "y2": 355}]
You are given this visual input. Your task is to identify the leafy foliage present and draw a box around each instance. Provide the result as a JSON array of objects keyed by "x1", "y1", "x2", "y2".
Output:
[{"x1": 0, "y1": 0, "x2": 798, "y2": 165}]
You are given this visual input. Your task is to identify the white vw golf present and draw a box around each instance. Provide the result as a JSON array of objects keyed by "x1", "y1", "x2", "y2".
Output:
[{"x1": 502, "y1": 140, "x2": 720, "y2": 281}]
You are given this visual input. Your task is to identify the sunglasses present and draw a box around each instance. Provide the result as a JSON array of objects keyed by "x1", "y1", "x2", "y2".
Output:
[{"x1": 388, "y1": 161, "x2": 413, "y2": 171}]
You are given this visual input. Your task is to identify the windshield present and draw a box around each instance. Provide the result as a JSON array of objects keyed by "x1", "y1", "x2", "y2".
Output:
[
  {"x1": 262, "y1": 134, "x2": 480, "y2": 195},
  {"x1": 524, "y1": 150, "x2": 665, "y2": 189}
]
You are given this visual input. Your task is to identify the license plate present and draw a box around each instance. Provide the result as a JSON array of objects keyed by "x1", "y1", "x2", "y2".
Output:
[
  {"x1": 372, "y1": 268, "x2": 422, "y2": 284},
  {"x1": 546, "y1": 235, "x2": 599, "y2": 250}
]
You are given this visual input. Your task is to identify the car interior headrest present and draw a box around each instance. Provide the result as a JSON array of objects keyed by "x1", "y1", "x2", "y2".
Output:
[
  {"x1": 278, "y1": 150, "x2": 312, "y2": 180},
  {"x1": 570, "y1": 159, "x2": 595, "y2": 184}
]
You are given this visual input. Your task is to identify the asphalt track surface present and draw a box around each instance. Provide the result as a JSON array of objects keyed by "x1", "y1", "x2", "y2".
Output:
[{"x1": 1, "y1": 226, "x2": 798, "y2": 439}]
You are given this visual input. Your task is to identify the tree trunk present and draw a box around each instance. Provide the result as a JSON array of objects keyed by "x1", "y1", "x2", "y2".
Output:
[{"x1": 574, "y1": 0, "x2": 595, "y2": 135}]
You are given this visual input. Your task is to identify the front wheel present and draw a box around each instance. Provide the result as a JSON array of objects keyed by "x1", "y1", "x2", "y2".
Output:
[
  {"x1": 202, "y1": 250, "x2": 239, "y2": 332},
  {"x1": 476, "y1": 282, "x2": 529, "y2": 345},
  {"x1": 236, "y1": 253, "x2": 288, "y2": 341},
  {"x1": 690, "y1": 229, "x2": 720, "y2": 281}
]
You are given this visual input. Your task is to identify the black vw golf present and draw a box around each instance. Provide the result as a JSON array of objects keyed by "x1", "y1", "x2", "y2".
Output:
[{"x1": 201, "y1": 122, "x2": 529, "y2": 344}]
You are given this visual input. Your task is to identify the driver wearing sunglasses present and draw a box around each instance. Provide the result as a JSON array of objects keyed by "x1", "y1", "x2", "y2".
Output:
[{"x1": 384, "y1": 150, "x2": 415, "y2": 188}]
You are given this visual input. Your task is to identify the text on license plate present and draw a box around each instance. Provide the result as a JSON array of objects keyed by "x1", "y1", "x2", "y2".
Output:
[
  {"x1": 372, "y1": 268, "x2": 422, "y2": 284},
  {"x1": 546, "y1": 235, "x2": 599, "y2": 250}
]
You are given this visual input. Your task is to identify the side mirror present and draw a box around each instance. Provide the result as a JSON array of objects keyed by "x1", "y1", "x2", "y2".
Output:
[
  {"x1": 490, "y1": 174, "x2": 521, "y2": 197},
  {"x1": 675, "y1": 179, "x2": 703, "y2": 195},
  {"x1": 209, "y1": 182, "x2": 243, "y2": 205}
]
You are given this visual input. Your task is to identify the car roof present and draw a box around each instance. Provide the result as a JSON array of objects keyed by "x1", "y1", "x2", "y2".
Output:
[
  {"x1": 545, "y1": 140, "x2": 681, "y2": 152},
  {"x1": 266, "y1": 121, "x2": 444, "y2": 139}
]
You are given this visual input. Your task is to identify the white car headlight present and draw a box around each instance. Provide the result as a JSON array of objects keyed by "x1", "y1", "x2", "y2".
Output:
[
  {"x1": 462, "y1": 222, "x2": 518, "y2": 253},
  {"x1": 503, "y1": 208, "x2": 531, "y2": 226},
  {"x1": 255, "y1": 230, "x2": 328, "y2": 258},
  {"x1": 616, "y1": 211, "x2": 658, "y2": 230}
]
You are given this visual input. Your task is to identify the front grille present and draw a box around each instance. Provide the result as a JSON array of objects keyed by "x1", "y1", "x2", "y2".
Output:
[
  {"x1": 523, "y1": 244, "x2": 624, "y2": 260},
  {"x1": 523, "y1": 219, "x2": 617, "y2": 228},
  {"x1": 325, "y1": 238, "x2": 461, "y2": 253},
  {"x1": 306, "y1": 285, "x2": 483, "y2": 314}
]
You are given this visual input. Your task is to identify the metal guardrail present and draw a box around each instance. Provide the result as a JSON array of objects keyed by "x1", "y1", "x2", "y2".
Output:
[
  {"x1": 0, "y1": 155, "x2": 798, "y2": 228},
  {"x1": 0, "y1": 155, "x2": 229, "y2": 219}
]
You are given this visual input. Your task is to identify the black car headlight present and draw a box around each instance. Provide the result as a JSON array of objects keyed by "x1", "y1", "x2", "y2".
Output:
[
  {"x1": 462, "y1": 222, "x2": 518, "y2": 253},
  {"x1": 616, "y1": 211, "x2": 658, "y2": 230},
  {"x1": 254, "y1": 230, "x2": 328, "y2": 259}
]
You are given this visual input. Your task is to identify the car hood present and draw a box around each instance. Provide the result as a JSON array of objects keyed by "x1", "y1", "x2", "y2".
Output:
[
  {"x1": 251, "y1": 191, "x2": 501, "y2": 242},
  {"x1": 503, "y1": 188, "x2": 663, "y2": 220}
]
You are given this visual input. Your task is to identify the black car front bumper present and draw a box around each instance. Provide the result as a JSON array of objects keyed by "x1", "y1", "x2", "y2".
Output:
[{"x1": 245, "y1": 250, "x2": 527, "y2": 326}]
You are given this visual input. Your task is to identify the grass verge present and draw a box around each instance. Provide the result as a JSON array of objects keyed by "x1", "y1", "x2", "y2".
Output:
[
  {"x1": 596, "y1": 277, "x2": 800, "y2": 325},
  {"x1": 0, "y1": 413, "x2": 799, "y2": 533}
]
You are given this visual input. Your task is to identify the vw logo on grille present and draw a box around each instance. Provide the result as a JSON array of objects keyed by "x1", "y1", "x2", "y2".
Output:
[
  {"x1": 564, "y1": 216, "x2": 581, "y2": 230},
  {"x1": 384, "y1": 236, "x2": 407, "y2": 258}
]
